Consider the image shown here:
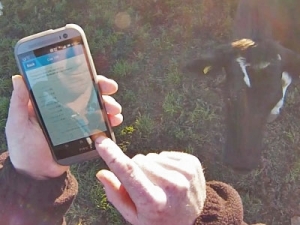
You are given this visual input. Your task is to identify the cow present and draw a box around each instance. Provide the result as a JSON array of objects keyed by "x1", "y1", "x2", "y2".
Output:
[
  {"x1": 185, "y1": 0, "x2": 300, "y2": 171},
  {"x1": 185, "y1": 38, "x2": 300, "y2": 171}
]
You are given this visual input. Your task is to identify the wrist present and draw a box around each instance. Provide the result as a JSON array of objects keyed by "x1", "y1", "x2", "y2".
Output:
[
  {"x1": 14, "y1": 167, "x2": 50, "y2": 180},
  {"x1": 1, "y1": 154, "x2": 78, "y2": 212},
  {"x1": 11, "y1": 159, "x2": 69, "y2": 180},
  {"x1": 16, "y1": 166, "x2": 69, "y2": 180}
]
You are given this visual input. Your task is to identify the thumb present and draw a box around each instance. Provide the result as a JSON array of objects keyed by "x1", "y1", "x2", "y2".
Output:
[
  {"x1": 96, "y1": 170, "x2": 136, "y2": 224},
  {"x1": 7, "y1": 75, "x2": 29, "y2": 127}
]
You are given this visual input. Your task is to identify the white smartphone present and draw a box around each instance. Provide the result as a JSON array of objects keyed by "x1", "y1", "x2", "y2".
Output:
[{"x1": 14, "y1": 24, "x2": 116, "y2": 165}]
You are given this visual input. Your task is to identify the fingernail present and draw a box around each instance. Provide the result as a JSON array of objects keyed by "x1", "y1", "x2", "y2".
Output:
[
  {"x1": 95, "y1": 136, "x2": 116, "y2": 149},
  {"x1": 95, "y1": 136, "x2": 118, "y2": 156},
  {"x1": 96, "y1": 171, "x2": 103, "y2": 181},
  {"x1": 95, "y1": 135, "x2": 108, "y2": 145},
  {"x1": 12, "y1": 76, "x2": 19, "y2": 90}
]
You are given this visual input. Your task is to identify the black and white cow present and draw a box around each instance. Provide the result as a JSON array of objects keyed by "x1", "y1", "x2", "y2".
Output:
[
  {"x1": 185, "y1": 38, "x2": 300, "y2": 171},
  {"x1": 185, "y1": 0, "x2": 300, "y2": 171}
]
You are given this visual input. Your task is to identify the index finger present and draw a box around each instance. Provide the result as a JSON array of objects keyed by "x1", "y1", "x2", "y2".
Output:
[
  {"x1": 97, "y1": 75, "x2": 118, "y2": 95},
  {"x1": 95, "y1": 136, "x2": 162, "y2": 205}
]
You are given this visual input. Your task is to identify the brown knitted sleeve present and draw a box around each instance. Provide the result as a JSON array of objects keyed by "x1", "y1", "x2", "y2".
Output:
[
  {"x1": 0, "y1": 151, "x2": 78, "y2": 225},
  {"x1": 194, "y1": 181, "x2": 248, "y2": 225}
]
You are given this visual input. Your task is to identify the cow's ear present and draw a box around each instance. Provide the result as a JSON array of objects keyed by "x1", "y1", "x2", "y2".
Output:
[
  {"x1": 184, "y1": 56, "x2": 217, "y2": 75},
  {"x1": 183, "y1": 44, "x2": 236, "y2": 75}
]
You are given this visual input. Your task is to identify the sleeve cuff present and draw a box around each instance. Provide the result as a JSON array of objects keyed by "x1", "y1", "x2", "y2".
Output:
[
  {"x1": 194, "y1": 181, "x2": 245, "y2": 225},
  {"x1": 0, "y1": 151, "x2": 78, "y2": 212}
]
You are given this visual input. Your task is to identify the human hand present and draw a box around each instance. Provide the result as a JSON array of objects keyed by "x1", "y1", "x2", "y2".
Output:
[
  {"x1": 6, "y1": 75, "x2": 122, "y2": 180},
  {"x1": 96, "y1": 137, "x2": 206, "y2": 225}
]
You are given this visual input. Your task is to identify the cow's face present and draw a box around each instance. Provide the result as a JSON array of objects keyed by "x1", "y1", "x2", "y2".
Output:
[{"x1": 185, "y1": 39, "x2": 300, "y2": 171}]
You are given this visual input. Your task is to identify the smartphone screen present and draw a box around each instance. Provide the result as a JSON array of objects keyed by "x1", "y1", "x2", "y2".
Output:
[{"x1": 17, "y1": 36, "x2": 112, "y2": 160}]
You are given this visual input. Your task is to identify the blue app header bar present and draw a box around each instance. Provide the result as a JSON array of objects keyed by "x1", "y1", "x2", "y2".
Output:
[{"x1": 22, "y1": 45, "x2": 84, "y2": 72}]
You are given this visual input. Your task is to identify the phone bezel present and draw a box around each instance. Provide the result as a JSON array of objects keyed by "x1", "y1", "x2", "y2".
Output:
[{"x1": 14, "y1": 24, "x2": 116, "y2": 165}]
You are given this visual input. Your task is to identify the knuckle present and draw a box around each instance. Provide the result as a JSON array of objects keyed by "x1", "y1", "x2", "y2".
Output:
[
  {"x1": 188, "y1": 154, "x2": 202, "y2": 167},
  {"x1": 121, "y1": 160, "x2": 136, "y2": 175},
  {"x1": 179, "y1": 157, "x2": 203, "y2": 180},
  {"x1": 147, "y1": 194, "x2": 166, "y2": 214},
  {"x1": 146, "y1": 152, "x2": 158, "y2": 157},
  {"x1": 177, "y1": 179, "x2": 190, "y2": 192},
  {"x1": 184, "y1": 167, "x2": 197, "y2": 181},
  {"x1": 185, "y1": 155, "x2": 203, "y2": 173},
  {"x1": 137, "y1": 189, "x2": 164, "y2": 209},
  {"x1": 165, "y1": 174, "x2": 190, "y2": 193},
  {"x1": 132, "y1": 154, "x2": 145, "y2": 163},
  {"x1": 107, "y1": 155, "x2": 136, "y2": 175}
]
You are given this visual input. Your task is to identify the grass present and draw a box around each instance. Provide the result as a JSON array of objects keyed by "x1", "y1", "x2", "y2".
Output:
[
  {"x1": 0, "y1": 0, "x2": 299, "y2": 224},
  {"x1": 0, "y1": 97, "x2": 9, "y2": 142},
  {"x1": 241, "y1": 193, "x2": 264, "y2": 223},
  {"x1": 162, "y1": 92, "x2": 184, "y2": 117},
  {"x1": 112, "y1": 59, "x2": 138, "y2": 78},
  {"x1": 134, "y1": 113, "x2": 155, "y2": 137}
]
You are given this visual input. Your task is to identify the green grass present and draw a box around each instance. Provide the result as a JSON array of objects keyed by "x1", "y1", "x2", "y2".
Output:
[
  {"x1": 241, "y1": 193, "x2": 264, "y2": 223},
  {"x1": 112, "y1": 59, "x2": 138, "y2": 78},
  {"x1": 162, "y1": 92, "x2": 184, "y2": 117},
  {"x1": 0, "y1": 97, "x2": 9, "y2": 128},
  {"x1": 134, "y1": 113, "x2": 155, "y2": 137}
]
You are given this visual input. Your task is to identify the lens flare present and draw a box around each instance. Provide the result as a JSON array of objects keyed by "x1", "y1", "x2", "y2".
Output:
[{"x1": 114, "y1": 12, "x2": 131, "y2": 29}]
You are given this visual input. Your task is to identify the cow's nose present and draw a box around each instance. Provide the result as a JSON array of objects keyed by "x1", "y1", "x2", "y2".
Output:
[{"x1": 223, "y1": 147, "x2": 261, "y2": 172}]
